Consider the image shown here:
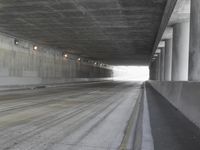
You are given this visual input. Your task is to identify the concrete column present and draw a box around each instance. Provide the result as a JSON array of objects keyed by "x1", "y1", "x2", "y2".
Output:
[
  {"x1": 172, "y1": 22, "x2": 189, "y2": 81},
  {"x1": 150, "y1": 60, "x2": 157, "y2": 80},
  {"x1": 160, "y1": 48, "x2": 165, "y2": 81},
  {"x1": 156, "y1": 53, "x2": 161, "y2": 80},
  {"x1": 149, "y1": 62, "x2": 153, "y2": 80},
  {"x1": 164, "y1": 39, "x2": 172, "y2": 81},
  {"x1": 149, "y1": 63, "x2": 153, "y2": 80},
  {"x1": 189, "y1": 0, "x2": 200, "y2": 81}
]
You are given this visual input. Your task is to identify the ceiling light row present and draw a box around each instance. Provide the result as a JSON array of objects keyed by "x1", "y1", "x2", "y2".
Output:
[
  {"x1": 63, "y1": 53, "x2": 106, "y2": 66},
  {"x1": 14, "y1": 38, "x2": 38, "y2": 51},
  {"x1": 14, "y1": 39, "x2": 106, "y2": 66}
]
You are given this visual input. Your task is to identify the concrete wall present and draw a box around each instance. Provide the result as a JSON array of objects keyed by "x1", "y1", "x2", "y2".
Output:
[
  {"x1": 0, "y1": 33, "x2": 113, "y2": 86},
  {"x1": 149, "y1": 81, "x2": 200, "y2": 128}
]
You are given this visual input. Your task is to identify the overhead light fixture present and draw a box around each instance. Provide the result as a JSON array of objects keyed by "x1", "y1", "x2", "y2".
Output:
[
  {"x1": 33, "y1": 45, "x2": 38, "y2": 50},
  {"x1": 77, "y1": 58, "x2": 81, "y2": 61},
  {"x1": 94, "y1": 62, "x2": 97, "y2": 65},
  {"x1": 64, "y1": 54, "x2": 68, "y2": 58},
  {"x1": 14, "y1": 39, "x2": 19, "y2": 45}
]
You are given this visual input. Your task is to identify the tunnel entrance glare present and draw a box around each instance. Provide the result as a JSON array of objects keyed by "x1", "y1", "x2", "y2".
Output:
[{"x1": 113, "y1": 66, "x2": 149, "y2": 81}]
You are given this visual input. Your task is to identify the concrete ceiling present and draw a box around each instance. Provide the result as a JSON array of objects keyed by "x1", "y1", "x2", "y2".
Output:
[{"x1": 0, "y1": 0, "x2": 167, "y2": 65}]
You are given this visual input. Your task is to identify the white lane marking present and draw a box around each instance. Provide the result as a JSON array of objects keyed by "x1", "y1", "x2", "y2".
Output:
[{"x1": 87, "y1": 90, "x2": 100, "y2": 94}]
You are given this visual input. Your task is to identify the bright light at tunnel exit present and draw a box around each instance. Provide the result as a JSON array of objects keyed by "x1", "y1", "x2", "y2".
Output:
[{"x1": 113, "y1": 66, "x2": 149, "y2": 81}]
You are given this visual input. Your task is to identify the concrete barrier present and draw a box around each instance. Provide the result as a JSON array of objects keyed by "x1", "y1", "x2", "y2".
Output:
[
  {"x1": 149, "y1": 81, "x2": 200, "y2": 128},
  {"x1": 0, "y1": 78, "x2": 113, "y2": 91}
]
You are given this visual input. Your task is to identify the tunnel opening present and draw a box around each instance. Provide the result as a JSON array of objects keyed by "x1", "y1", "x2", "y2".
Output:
[{"x1": 113, "y1": 66, "x2": 149, "y2": 81}]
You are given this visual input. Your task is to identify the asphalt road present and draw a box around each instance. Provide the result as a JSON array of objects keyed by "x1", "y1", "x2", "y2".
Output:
[{"x1": 0, "y1": 81, "x2": 141, "y2": 150}]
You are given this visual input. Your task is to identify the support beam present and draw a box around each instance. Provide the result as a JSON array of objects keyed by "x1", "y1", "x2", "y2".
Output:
[
  {"x1": 189, "y1": 0, "x2": 200, "y2": 81},
  {"x1": 164, "y1": 39, "x2": 173, "y2": 81},
  {"x1": 150, "y1": 0, "x2": 178, "y2": 61},
  {"x1": 172, "y1": 22, "x2": 189, "y2": 81}
]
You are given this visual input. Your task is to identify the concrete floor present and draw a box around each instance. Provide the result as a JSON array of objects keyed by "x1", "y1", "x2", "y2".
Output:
[{"x1": 0, "y1": 81, "x2": 141, "y2": 150}]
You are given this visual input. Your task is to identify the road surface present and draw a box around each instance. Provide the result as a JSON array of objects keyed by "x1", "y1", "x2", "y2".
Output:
[{"x1": 0, "y1": 81, "x2": 141, "y2": 150}]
